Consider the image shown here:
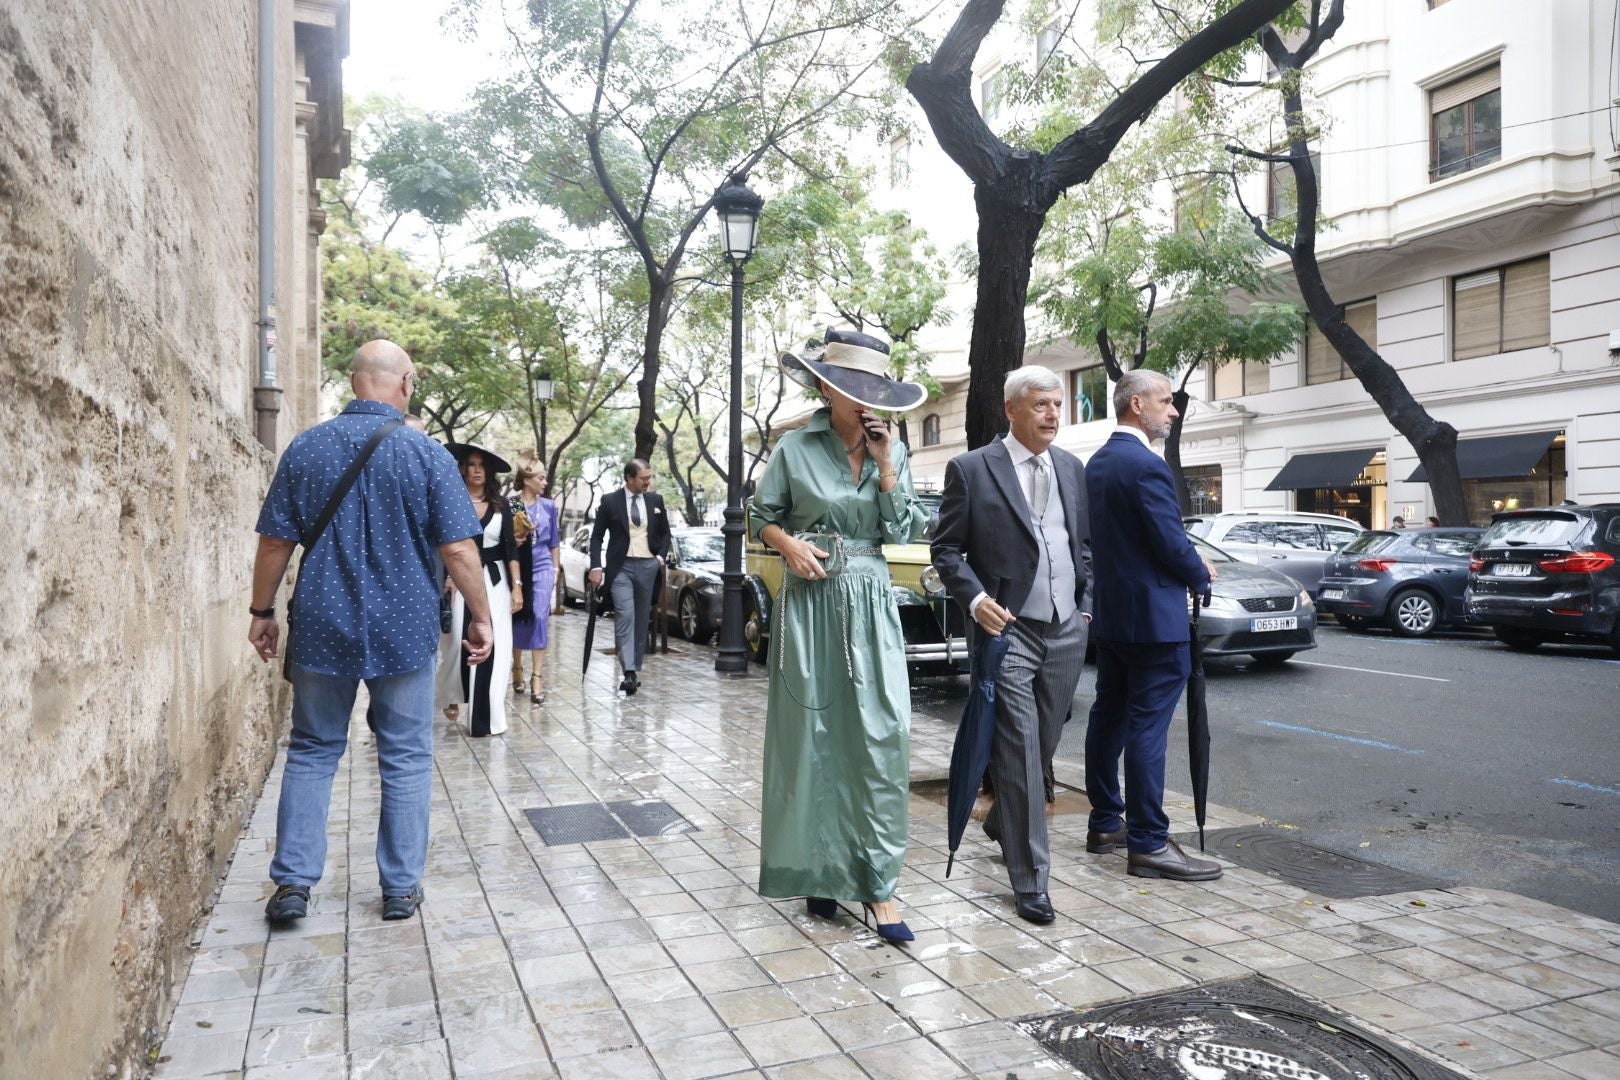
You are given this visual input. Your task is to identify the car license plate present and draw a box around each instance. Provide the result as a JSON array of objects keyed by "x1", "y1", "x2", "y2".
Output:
[
  {"x1": 1493, "y1": 563, "x2": 1533, "y2": 576},
  {"x1": 1251, "y1": 616, "x2": 1298, "y2": 632},
  {"x1": 1320, "y1": 589, "x2": 1346, "y2": 600}
]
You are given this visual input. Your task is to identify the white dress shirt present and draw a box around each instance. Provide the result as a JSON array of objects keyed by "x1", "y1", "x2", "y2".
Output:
[{"x1": 1116, "y1": 425, "x2": 1152, "y2": 447}]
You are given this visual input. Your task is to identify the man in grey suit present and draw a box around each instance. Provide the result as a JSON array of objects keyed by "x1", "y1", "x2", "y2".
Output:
[{"x1": 932, "y1": 366, "x2": 1093, "y2": 924}]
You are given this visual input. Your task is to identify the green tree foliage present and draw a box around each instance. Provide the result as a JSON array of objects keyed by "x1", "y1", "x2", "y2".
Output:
[{"x1": 443, "y1": 0, "x2": 919, "y2": 460}]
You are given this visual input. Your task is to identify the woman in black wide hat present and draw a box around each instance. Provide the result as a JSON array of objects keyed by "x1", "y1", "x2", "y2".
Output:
[
  {"x1": 436, "y1": 443, "x2": 523, "y2": 736},
  {"x1": 747, "y1": 327, "x2": 930, "y2": 943}
]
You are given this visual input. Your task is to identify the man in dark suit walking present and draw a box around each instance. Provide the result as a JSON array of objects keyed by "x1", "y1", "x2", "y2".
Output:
[
  {"x1": 589, "y1": 459, "x2": 670, "y2": 695},
  {"x1": 932, "y1": 366, "x2": 1093, "y2": 924},
  {"x1": 1085, "y1": 370, "x2": 1221, "y2": 881}
]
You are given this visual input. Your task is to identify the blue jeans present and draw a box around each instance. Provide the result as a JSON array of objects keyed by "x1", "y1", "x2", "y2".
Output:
[{"x1": 270, "y1": 662, "x2": 436, "y2": 894}]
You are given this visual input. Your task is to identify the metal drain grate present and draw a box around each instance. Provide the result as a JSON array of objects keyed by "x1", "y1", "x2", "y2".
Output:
[
  {"x1": 524, "y1": 804, "x2": 630, "y2": 845},
  {"x1": 607, "y1": 799, "x2": 699, "y2": 838},
  {"x1": 1181, "y1": 826, "x2": 1443, "y2": 899},
  {"x1": 1022, "y1": 976, "x2": 1468, "y2": 1080},
  {"x1": 524, "y1": 800, "x2": 698, "y2": 845}
]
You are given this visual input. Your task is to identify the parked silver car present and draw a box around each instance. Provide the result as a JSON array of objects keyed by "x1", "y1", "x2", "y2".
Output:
[
  {"x1": 1184, "y1": 512, "x2": 1363, "y2": 595},
  {"x1": 558, "y1": 524, "x2": 594, "y2": 606},
  {"x1": 1189, "y1": 534, "x2": 1319, "y2": 666}
]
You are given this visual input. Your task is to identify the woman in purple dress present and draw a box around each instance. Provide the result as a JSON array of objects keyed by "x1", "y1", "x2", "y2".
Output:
[{"x1": 511, "y1": 461, "x2": 561, "y2": 704}]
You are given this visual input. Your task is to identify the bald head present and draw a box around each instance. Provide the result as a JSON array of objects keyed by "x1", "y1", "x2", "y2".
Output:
[{"x1": 350, "y1": 340, "x2": 415, "y2": 411}]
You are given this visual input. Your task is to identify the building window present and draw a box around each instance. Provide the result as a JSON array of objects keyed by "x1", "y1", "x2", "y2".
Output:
[
  {"x1": 1070, "y1": 366, "x2": 1108, "y2": 424},
  {"x1": 1174, "y1": 182, "x2": 1218, "y2": 234},
  {"x1": 1430, "y1": 65, "x2": 1500, "y2": 180},
  {"x1": 1452, "y1": 256, "x2": 1550, "y2": 360},
  {"x1": 1036, "y1": 21, "x2": 1061, "y2": 66},
  {"x1": 1184, "y1": 464, "x2": 1222, "y2": 514},
  {"x1": 980, "y1": 68, "x2": 1009, "y2": 124},
  {"x1": 888, "y1": 136, "x2": 911, "y2": 188},
  {"x1": 1462, "y1": 443, "x2": 1565, "y2": 525},
  {"x1": 1304, "y1": 298, "x2": 1376, "y2": 385},
  {"x1": 1211, "y1": 357, "x2": 1271, "y2": 400},
  {"x1": 1266, "y1": 150, "x2": 1321, "y2": 222},
  {"x1": 921, "y1": 413, "x2": 941, "y2": 447}
]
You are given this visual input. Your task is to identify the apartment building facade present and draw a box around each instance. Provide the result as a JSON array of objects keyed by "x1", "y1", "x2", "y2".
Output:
[{"x1": 875, "y1": 0, "x2": 1620, "y2": 526}]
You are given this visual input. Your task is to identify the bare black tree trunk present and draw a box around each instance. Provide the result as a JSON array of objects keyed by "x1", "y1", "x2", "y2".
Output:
[
  {"x1": 1235, "y1": 1, "x2": 1468, "y2": 524},
  {"x1": 907, "y1": 0, "x2": 1295, "y2": 449}
]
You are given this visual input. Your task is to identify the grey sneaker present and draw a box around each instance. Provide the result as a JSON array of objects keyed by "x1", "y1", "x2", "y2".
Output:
[
  {"x1": 382, "y1": 884, "x2": 425, "y2": 920},
  {"x1": 265, "y1": 884, "x2": 310, "y2": 923}
]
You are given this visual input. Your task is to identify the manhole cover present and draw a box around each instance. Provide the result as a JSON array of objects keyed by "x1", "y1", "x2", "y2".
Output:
[
  {"x1": 1022, "y1": 976, "x2": 1468, "y2": 1080},
  {"x1": 1181, "y1": 827, "x2": 1443, "y2": 899},
  {"x1": 524, "y1": 800, "x2": 698, "y2": 845},
  {"x1": 607, "y1": 799, "x2": 699, "y2": 838}
]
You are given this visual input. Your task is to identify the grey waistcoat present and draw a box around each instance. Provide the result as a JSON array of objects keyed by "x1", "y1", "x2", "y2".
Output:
[{"x1": 1024, "y1": 468, "x2": 1077, "y2": 623}]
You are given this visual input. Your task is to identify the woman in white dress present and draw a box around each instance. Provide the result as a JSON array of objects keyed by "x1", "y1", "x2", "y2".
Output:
[{"x1": 437, "y1": 444, "x2": 522, "y2": 736}]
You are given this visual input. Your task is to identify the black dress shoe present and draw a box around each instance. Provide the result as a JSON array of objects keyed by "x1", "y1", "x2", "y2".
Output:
[
  {"x1": 1086, "y1": 826, "x2": 1127, "y2": 854},
  {"x1": 1127, "y1": 839, "x2": 1223, "y2": 881},
  {"x1": 1014, "y1": 890, "x2": 1055, "y2": 924},
  {"x1": 619, "y1": 671, "x2": 638, "y2": 695}
]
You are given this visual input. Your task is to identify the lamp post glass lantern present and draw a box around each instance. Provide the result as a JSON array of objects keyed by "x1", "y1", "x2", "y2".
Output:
[
  {"x1": 534, "y1": 369, "x2": 554, "y2": 467},
  {"x1": 714, "y1": 174, "x2": 763, "y2": 674}
]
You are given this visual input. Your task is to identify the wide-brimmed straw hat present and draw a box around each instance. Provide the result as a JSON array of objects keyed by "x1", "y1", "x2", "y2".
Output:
[
  {"x1": 781, "y1": 327, "x2": 928, "y2": 413},
  {"x1": 447, "y1": 442, "x2": 513, "y2": 474}
]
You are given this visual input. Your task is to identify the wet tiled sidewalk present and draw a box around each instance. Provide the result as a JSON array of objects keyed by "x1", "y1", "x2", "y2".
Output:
[{"x1": 156, "y1": 616, "x2": 1620, "y2": 1078}]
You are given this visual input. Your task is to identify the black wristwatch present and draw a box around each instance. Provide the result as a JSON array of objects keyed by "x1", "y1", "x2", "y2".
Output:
[{"x1": 249, "y1": 605, "x2": 275, "y2": 619}]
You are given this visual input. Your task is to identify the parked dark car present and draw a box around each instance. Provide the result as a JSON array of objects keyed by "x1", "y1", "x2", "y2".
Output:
[
  {"x1": 1466, "y1": 503, "x2": 1620, "y2": 655},
  {"x1": 663, "y1": 527, "x2": 725, "y2": 644},
  {"x1": 1188, "y1": 534, "x2": 1318, "y2": 666},
  {"x1": 1316, "y1": 527, "x2": 1484, "y2": 636}
]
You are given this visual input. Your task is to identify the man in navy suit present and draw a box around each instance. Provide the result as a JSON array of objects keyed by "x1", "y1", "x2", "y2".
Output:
[{"x1": 1084, "y1": 370, "x2": 1222, "y2": 881}]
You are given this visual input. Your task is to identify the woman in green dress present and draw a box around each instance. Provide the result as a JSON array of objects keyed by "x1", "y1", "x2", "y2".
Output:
[{"x1": 748, "y1": 328, "x2": 930, "y2": 943}]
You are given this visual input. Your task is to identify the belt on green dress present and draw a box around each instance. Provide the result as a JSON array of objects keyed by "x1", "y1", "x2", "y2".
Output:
[{"x1": 777, "y1": 538, "x2": 884, "y2": 692}]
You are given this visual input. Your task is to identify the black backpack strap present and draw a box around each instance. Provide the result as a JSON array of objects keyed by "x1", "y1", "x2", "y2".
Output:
[{"x1": 301, "y1": 418, "x2": 402, "y2": 552}]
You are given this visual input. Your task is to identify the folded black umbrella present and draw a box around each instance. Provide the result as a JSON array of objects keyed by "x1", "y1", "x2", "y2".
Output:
[
  {"x1": 1188, "y1": 588, "x2": 1212, "y2": 851},
  {"x1": 582, "y1": 584, "x2": 602, "y2": 676},
  {"x1": 944, "y1": 631, "x2": 1014, "y2": 876}
]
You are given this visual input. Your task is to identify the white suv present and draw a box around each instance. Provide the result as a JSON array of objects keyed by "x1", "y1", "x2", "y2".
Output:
[{"x1": 1184, "y1": 512, "x2": 1364, "y2": 595}]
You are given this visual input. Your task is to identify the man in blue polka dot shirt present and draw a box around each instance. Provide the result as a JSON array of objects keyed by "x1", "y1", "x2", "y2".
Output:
[{"x1": 249, "y1": 340, "x2": 491, "y2": 924}]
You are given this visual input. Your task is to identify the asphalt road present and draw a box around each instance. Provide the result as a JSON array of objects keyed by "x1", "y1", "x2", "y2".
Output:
[{"x1": 910, "y1": 623, "x2": 1620, "y2": 923}]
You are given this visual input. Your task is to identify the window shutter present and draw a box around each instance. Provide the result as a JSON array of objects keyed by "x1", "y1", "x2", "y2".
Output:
[
  {"x1": 1304, "y1": 319, "x2": 1338, "y2": 384},
  {"x1": 1344, "y1": 299, "x2": 1378, "y2": 352},
  {"x1": 1501, "y1": 257, "x2": 1551, "y2": 351},
  {"x1": 1431, "y1": 65, "x2": 1500, "y2": 114},
  {"x1": 1453, "y1": 270, "x2": 1502, "y2": 360},
  {"x1": 1244, "y1": 356, "x2": 1271, "y2": 394}
]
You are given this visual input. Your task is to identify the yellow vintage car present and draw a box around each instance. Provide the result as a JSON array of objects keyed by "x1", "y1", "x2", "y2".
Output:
[{"x1": 741, "y1": 493, "x2": 971, "y2": 675}]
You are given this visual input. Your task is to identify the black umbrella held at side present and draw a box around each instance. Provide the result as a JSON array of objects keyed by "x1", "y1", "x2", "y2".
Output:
[
  {"x1": 582, "y1": 583, "x2": 603, "y2": 676},
  {"x1": 944, "y1": 631, "x2": 1014, "y2": 876},
  {"x1": 1188, "y1": 587, "x2": 1213, "y2": 851}
]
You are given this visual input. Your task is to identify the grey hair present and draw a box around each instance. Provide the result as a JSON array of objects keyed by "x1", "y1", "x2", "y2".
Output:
[
  {"x1": 1004, "y1": 365, "x2": 1063, "y2": 404},
  {"x1": 1112, "y1": 369, "x2": 1170, "y2": 417}
]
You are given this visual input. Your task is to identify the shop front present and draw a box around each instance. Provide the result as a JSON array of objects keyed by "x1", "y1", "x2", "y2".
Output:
[
  {"x1": 1266, "y1": 448, "x2": 1388, "y2": 529},
  {"x1": 1406, "y1": 430, "x2": 1565, "y2": 525}
]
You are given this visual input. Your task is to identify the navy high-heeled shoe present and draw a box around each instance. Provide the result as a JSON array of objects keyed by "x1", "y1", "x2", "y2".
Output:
[
  {"x1": 805, "y1": 897, "x2": 840, "y2": 920},
  {"x1": 861, "y1": 902, "x2": 914, "y2": 944}
]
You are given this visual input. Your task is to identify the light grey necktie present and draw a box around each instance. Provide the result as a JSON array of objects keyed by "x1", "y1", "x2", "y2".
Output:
[{"x1": 1030, "y1": 458, "x2": 1050, "y2": 521}]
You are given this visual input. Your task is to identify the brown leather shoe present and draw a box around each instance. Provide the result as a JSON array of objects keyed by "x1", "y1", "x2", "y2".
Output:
[
  {"x1": 1127, "y1": 839, "x2": 1223, "y2": 881},
  {"x1": 1086, "y1": 826, "x2": 1127, "y2": 854}
]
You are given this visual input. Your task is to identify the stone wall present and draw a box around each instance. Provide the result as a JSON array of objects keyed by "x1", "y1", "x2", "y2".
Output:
[{"x1": 0, "y1": 1, "x2": 344, "y2": 1076}]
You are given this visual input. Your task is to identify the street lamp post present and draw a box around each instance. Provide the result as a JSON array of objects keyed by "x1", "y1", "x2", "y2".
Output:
[
  {"x1": 534, "y1": 368, "x2": 555, "y2": 468},
  {"x1": 713, "y1": 173, "x2": 764, "y2": 675}
]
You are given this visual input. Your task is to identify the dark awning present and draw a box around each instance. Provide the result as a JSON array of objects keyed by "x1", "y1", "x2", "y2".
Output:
[
  {"x1": 1265, "y1": 448, "x2": 1379, "y2": 491},
  {"x1": 1406, "y1": 430, "x2": 1559, "y2": 482}
]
